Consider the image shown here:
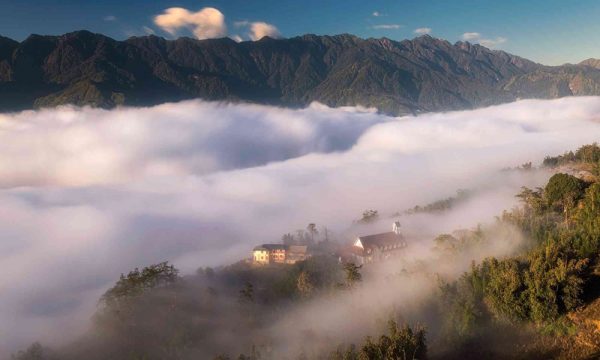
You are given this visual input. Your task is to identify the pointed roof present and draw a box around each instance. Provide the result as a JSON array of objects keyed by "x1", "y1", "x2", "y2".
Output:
[
  {"x1": 357, "y1": 232, "x2": 404, "y2": 249},
  {"x1": 253, "y1": 244, "x2": 288, "y2": 251}
]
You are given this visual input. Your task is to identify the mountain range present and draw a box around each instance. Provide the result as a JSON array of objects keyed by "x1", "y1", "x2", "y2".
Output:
[{"x1": 1, "y1": 30, "x2": 600, "y2": 114}]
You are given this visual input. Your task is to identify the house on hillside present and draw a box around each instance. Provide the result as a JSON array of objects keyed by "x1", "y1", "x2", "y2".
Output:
[
  {"x1": 350, "y1": 221, "x2": 407, "y2": 264},
  {"x1": 252, "y1": 244, "x2": 310, "y2": 265}
]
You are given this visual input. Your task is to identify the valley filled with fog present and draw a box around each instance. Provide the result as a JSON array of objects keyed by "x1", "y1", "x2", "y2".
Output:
[{"x1": 3, "y1": 97, "x2": 600, "y2": 356}]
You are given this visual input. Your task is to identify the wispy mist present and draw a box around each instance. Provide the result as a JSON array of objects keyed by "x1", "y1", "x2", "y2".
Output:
[{"x1": 2, "y1": 97, "x2": 600, "y2": 355}]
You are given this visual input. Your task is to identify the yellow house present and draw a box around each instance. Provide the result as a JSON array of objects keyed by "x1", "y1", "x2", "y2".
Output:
[
  {"x1": 252, "y1": 244, "x2": 309, "y2": 265},
  {"x1": 253, "y1": 244, "x2": 287, "y2": 265}
]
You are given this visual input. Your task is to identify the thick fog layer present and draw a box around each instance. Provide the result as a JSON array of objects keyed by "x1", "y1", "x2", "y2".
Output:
[{"x1": 2, "y1": 97, "x2": 600, "y2": 355}]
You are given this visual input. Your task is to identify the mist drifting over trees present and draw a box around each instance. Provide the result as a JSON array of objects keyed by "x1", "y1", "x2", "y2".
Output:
[{"x1": 4, "y1": 97, "x2": 600, "y2": 358}]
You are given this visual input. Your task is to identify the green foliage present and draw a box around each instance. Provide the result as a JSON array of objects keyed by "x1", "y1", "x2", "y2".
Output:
[
  {"x1": 539, "y1": 317, "x2": 578, "y2": 337},
  {"x1": 439, "y1": 269, "x2": 488, "y2": 339},
  {"x1": 544, "y1": 173, "x2": 585, "y2": 212},
  {"x1": 336, "y1": 320, "x2": 427, "y2": 360},
  {"x1": 432, "y1": 227, "x2": 484, "y2": 255},
  {"x1": 542, "y1": 143, "x2": 600, "y2": 167},
  {"x1": 358, "y1": 210, "x2": 379, "y2": 224},
  {"x1": 479, "y1": 258, "x2": 529, "y2": 321},
  {"x1": 524, "y1": 241, "x2": 588, "y2": 322},
  {"x1": 575, "y1": 143, "x2": 600, "y2": 164},
  {"x1": 343, "y1": 263, "x2": 362, "y2": 288},
  {"x1": 296, "y1": 271, "x2": 315, "y2": 298},
  {"x1": 239, "y1": 282, "x2": 254, "y2": 304},
  {"x1": 100, "y1": 261, "x2": 179, "y2": 310},
  {"x1": 570, "y1": 182, "x2": 600, "y2": 257},
  {"x1": 12, "y1": 343, "x2": 57, "y2": 360},
  {"x1": 515, "y1": 186, "x2": 546, "y2": 214},
  {"x1": 406, "y1": 190, "x2": 471, "y2": 215},
  {"x1": 441, "y1": 158, "x2": 600, "y2": 341}
]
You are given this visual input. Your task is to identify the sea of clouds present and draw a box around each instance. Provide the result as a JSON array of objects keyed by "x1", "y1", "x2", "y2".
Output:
[{"x1": 2, "y1": 97, "x2": 600, "y2": 354}]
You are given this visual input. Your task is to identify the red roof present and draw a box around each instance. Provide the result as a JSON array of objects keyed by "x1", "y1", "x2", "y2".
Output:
[{"x1": 357, "y1": 232, "x2": 405, "y2": 249}]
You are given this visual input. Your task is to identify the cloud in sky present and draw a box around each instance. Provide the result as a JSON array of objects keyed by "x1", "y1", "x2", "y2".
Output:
[
  {"x1": 103, "y1": 15, "x2": 117, "y2": 22},
  {"x1": 249, "y1": 21, "x2": 281, "y2": 40},
  {"x1": 154, "y1": 7, "x2": 227, "y2": 40},
  {"x1": 4, "y1": 97, "x2": 600, "y2": 354},
  {"x1": 154, "y1": 7, "x2": 280, "y2": 41},
  {"x1": 414, "y1": 27, "x2": 432, "y2": 35},
  {"x1": 234, "y1": 20, "x2": 281, "y2": 40},
  {"x1": 142, "y1": 26, "x2": 155, "y2": 35},
  {"x1": 372, "y1": 11, "x2": 384, "y2": 17},
  {"x1": 462, "y1": 31, "x2": 507, "y2": 48},
  {"x1": 372, "y1": 24, "x2": 402, "y2": 30}
]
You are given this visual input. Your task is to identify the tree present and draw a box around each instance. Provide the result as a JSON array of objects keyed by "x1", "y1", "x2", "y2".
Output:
[
  {"x1": 297, "y1": 271, "x2": 315, "y2": 298},
  {"x1": 439, "y1": 270, "x2": 487, "y2": 339},
  {"x1": 282, "y1": 233, "x2": 295, "y2": 245},
  {"x1": 433, "y1": 234, "x2": 459, "y2": 253},
  {"x1": 516, "y1": 186, "x2": 545, "y2": 214},
  {"x1": 575, "y1": 143, "x2": 600, "y2": 163},
  {"x1": 343, "y1": 263, "x2": 362, "y2": 288},
  {"x1": 11, "y1": 343, "x2": 57, "y2": 360},
  {"x1": 336, "y1": 320, "x2": 427, "y2": 360},
  {"x1": 296, "y1": 229, "x2": 308, "y2": 244},
  {"x1": 205, "y1": 267, "x2": 215, "y2": 279},
  {"x1": 524, "y1": 242, "x2": 588, "y2": 322},
  {"x1": 359, "y1": 210, "x2": 379, "y2": 224},
  {"x1": 481, "y1": 258, "x2": 529, "y2": 321},
  {"x1": 239, "y1": 282, "x2": 254, "y2": 304},
  {"x1": 100, "y1": 262, "x2": 179, "y2": 311},
  {"x1": 307, "y1": 223, "x2": 319, "y2": 244},
  {"x1": 544, "y1": 173, "x2": 585, "y2": 215}
]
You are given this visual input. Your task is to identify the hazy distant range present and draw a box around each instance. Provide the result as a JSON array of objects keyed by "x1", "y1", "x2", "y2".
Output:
[{"x1": 1, "y1": 30, "x2": 600, "y2": 114}]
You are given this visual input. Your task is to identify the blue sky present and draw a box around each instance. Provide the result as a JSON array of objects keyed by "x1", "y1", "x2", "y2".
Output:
[{"x1": 0, "y1": 0, "x2": 599, "y2": 65}]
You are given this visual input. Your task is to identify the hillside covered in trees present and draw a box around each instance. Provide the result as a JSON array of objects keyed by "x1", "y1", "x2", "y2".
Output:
[{"x1": 13, "y1": 144, "x2": 600, "y2": 360}]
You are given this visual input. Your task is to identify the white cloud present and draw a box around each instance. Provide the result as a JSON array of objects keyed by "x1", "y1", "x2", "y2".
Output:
[
  {"x1": 462, "y1": 32, "x2": 507, "y2": 48},
  {"x1": 414, "y1": 27, "x2": 432, "y2": 35},
  {"x1": 372, "y1": 24, "x2": 403, "y2": 30},
  {"x1": 154, "y1": 7, "x2": 227, "y2": 40},
  {"x1": 153, "y1": 7, "x2": 280, "y2": 41},
  {"x1": 4, "y1": 97, "x2": 600, "y2": 354},
  {"x1": 103, "y1": 15, "x2": 117, "y2": 22},
  {"x1": 248, "y1": 21, "x2": 281, "y2": 40},
  {"x1": 234, "y1": 20, "x2": 282, "y2": 41},
  {"x1": 142, "y1": 26, "x2": 155, "y2": 35},
  {"x1": 462, "y1": 32, "x2": 481, "y2": 41},
  {"x1": 480, "y1": 36, "x2": 507, "y2": 48},
  {"x1": 372, "y1": 11, "x2": 383, "y2": 17}
]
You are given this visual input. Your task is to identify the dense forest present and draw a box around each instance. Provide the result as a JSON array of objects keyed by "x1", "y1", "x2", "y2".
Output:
[{"x1": 13, "y1": 144, "x2": 600, "y2": 360}]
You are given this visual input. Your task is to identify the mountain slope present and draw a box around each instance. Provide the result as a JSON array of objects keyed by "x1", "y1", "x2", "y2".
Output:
[
  {"x1": 1, "y1": 30, "x2": 600, "y2": 114},
  {"x1": 580, "y1": 58, "x2": 600, "y2": 69}
]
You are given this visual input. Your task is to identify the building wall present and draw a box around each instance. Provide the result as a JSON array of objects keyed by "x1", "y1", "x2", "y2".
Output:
[
  {"x1": 285, "y1": 253, "x2": 308, "y2": 264},
  {"x1": 253, "y1": 250, "x2": 270, "y2": 265},
  {"x1": 270, "y1": 249, "x2": 286, "y2": 263},
  {"x1": 352, "y1": 245, "x2": 405, "y2": 264},
  {"x1": 253, "y1": 247, "x2": 310, "y2": 265}
]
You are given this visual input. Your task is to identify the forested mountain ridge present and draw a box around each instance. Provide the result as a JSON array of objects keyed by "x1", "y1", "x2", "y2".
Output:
[{"x1": 1, "y1": 30, "x2": 600, "y2": 114}]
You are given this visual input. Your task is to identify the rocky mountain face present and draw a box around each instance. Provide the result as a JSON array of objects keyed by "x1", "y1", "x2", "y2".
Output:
[
  {"x1": 1, "y1": 30, "x2": 600, "y2": 114},
  {"x1": 580, "y1": 58, "x2": 600, "y2": 69}
]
